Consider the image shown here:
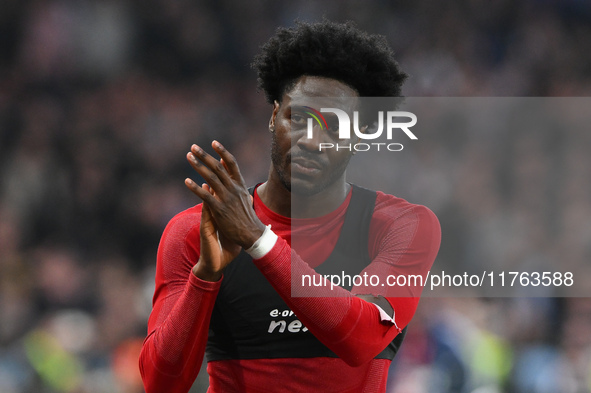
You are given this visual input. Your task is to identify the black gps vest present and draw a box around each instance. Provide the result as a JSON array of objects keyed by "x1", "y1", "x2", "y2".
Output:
[{"x1": 205, "y1": 184, "x2": 406, "y2": 361}]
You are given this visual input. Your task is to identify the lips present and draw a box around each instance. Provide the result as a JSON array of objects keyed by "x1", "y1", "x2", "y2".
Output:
[
  {"x1": 291, "y1": 157, "x2": 322, "y2": 170},
  {"x1": 290, "y1": 156, "x2": 323, "y2": 176}
]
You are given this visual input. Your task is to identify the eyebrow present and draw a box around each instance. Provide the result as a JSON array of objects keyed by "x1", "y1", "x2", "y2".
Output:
[
  {"x1": 301, "y1": 106, "x2": 328, "y2": 130},
  {"x1": 290, "y1": 104, "x2": 342, "y2": 129}
]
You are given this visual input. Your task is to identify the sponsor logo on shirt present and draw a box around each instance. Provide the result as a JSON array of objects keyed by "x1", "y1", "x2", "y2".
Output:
[{"x1": 268, "y1": 308, "x2": 309, "y2": 333}]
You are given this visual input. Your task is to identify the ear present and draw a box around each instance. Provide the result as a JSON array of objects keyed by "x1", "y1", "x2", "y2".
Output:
[{"x1": 269, "y1": 100, "x2": 280, "y2": 131}]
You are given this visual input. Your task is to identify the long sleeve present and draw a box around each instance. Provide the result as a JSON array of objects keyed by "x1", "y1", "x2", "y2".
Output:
[
  {"x1": 252, "y1": 203, "x2": 441, "y2": 367},
  {"x1": 139, "y1": 206, "x2": 219, "y2": 393}
]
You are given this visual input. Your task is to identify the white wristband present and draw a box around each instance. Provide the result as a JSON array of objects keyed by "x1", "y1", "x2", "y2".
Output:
[{"x1": 245, "y1": 224, "x2": 278, "y2": 259}]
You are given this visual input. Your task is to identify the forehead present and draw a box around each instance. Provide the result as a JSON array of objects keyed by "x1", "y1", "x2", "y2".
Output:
[{"x1": 284, "y1": 76, "x2": 359, "y2": 112}]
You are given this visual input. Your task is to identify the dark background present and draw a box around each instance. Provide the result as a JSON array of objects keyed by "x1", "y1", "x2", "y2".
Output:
[{"x1": 0, "y1": 1, "x2": 590, "y2": 392}]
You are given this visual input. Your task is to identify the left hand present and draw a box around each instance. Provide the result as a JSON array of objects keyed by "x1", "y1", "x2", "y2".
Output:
[
  {"x1": 191, "y1": 183, "x2": 241, "y2": 281},
  {"x1": 185, "y1": 141, "x2": 266, "y2": 249}
]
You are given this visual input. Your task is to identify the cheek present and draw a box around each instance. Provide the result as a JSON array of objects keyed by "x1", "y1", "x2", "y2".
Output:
[
  {"x1": 277, "y1": 132, "x2": 298, "y2": 151},
  {"x1": 271, "y1": 134, "x2": 289, "y2": 162},
  {"x1": 278, "y1": 116, "x2": 293, "y2": 132},
  {"x1": 329, "y1": 150, "x2": 353, "y2": 167}
]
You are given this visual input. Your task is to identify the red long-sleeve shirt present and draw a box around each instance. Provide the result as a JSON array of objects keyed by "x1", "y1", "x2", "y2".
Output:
[{"x1": 140, "y1": 187, "x2": 440, "y2": 393}]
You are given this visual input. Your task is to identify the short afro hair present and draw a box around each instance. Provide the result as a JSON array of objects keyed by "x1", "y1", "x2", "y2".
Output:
[{"x1": 252, "y1": 20, "x2": 407, "y2": 104}]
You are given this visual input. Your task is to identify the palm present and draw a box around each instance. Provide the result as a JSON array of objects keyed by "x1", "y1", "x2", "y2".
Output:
[{"x1": 199, "y1": 203, "x2": 241, "y2": 272}]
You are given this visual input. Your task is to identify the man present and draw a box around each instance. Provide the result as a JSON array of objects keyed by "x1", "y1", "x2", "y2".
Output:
[{"x1": 139, "y1": 20, "x2": 440, "y2": 393}]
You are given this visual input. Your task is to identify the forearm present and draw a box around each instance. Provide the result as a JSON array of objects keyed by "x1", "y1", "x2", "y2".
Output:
[
  {"x1": 140, "y1": 273, "x2": 220, "y2": 393},
  {"x1": 252, "y1": 237, "x2": 404, "y2": 367}
]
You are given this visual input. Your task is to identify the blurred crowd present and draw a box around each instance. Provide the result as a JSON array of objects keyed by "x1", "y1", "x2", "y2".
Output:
[{"x1": 0, "y1": 1, "x2": 590, "y2": 392}]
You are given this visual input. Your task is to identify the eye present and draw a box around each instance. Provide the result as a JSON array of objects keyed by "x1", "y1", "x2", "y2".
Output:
[
  {"x1": 326, "y1": 119, "x2": 340, "y2": 134},
  {"x1": 291, "y1": 113, "x2": 306, "y2": 123}
]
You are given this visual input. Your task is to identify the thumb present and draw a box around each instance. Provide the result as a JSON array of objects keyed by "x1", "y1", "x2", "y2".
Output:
[
  {"x1": 202, "y1": 201, "x2": 211, "y2": 219},
  {"x1": 200, "y1": 200, "x2": 215, "y2": 235}
]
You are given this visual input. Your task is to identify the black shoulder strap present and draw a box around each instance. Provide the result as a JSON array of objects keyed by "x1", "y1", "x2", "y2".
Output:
[
  {"x1": 332, "y1": 184, "x2": 377, "y2": 265},
  {"x1": 313, "y1": 185, "x2": 377, "y2": 289}
]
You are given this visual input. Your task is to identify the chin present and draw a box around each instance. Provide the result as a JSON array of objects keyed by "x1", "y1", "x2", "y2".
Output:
[
  {"x1": 289, "y1": 177, "x2": 330, "y2": 197},
  {"x1": 275, "y1": 169, "x2": 320, "y2": 196}
]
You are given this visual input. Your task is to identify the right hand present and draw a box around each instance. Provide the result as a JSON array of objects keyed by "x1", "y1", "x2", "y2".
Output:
[
  {"x1": 192, "y1": 184, "x2": 241, "y2": 282},
  {"x1": 184, "y1": 142, "x2": 266, "y2": 249}
]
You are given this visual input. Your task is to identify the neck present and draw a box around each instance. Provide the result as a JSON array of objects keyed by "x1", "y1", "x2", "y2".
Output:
[{"x1": 257, "y1": 172, "x2": 350, "y2": 219}]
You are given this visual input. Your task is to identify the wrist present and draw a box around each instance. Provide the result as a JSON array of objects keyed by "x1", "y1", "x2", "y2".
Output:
[
  {"x1": 241, "y1": 222, "x2": 267, "y2": 249},
  {"x1": 245, "y1": 224, "x2": 278, "y2": 259},
  {"x1": 192, "y1": 260, "x2": 223, "y2": 282}
]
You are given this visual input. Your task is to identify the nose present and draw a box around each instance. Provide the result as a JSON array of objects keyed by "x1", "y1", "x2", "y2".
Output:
[{"x1": 295, "y1": 122, "x2": 324, "y2": 153}]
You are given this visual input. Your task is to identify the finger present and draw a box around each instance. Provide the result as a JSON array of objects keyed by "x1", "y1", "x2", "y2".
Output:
[
  {"x1": 212, "y1": 141, "x2": 245, "y2": 185},
  {"x1": 220, "y1": 158, "x2": 230, "y2": 176},
  {"x1": 185, "y1": 177, "x2": 218, "y2": 206},
  {"x1": 186, "y1": 151, "x2": 226, "y2": 196},
  {"x1": 203, "y1": 183, "x2": 215, "y2": 195},
  {"x1": 190, "y1": 144, "x2": 233, "y2": 188}
]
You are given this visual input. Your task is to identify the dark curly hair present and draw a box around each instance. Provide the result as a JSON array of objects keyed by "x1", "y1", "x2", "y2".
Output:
[{"x1": 252, "y1": 20, "x2": 407, "y2": 104}]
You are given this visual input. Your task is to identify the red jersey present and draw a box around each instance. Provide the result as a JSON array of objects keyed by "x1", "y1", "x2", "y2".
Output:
[{"x1": 139, "y1": 186, "x2": 440, "y2": 392}]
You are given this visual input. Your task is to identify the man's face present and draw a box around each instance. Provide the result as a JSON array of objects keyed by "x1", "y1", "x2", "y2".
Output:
[{"x1": 269, "y1": 75, "x2": 360, "y2": 197}]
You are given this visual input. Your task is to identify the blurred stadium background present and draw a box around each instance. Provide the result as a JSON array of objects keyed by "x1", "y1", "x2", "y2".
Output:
[{"x1": 1, "y1": 1, "x2": 590, "y2": 392}]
